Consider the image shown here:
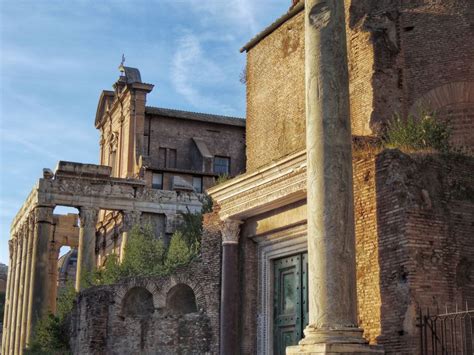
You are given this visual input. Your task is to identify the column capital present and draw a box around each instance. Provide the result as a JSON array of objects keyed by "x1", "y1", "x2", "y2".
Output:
[
  {"x1": 28, "y1": 212, "x2": 35, "y2": 230},
  {"x1": 79, "y1": 207, "x2": 99, "y2": 228},
  {"x1": 221, "y1": 219, "x2": 242, "y2": 245},
  {"x1": 121, "y1": 210, "x2": 141, "y2": 232},
  {"x1": 34, "y1": 206, "x2": 54, "y2": 224}
]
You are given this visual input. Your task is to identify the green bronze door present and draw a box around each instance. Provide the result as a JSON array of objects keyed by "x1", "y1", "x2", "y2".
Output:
[{"x1": 273, "y1": 253, "x2": 308, "y2": 355}]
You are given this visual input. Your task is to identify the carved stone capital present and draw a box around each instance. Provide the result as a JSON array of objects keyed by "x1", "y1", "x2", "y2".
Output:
[
  {"x1": 9, "y1": 239, "x2": 15, "y2": 255},
  {"x1": 122, "y1": 210, "x2": 141, "y2": 232},
  {"x1": 79, "y1": 207, "x2": 99, "y2": 228},
  {"x1": 34, "y1": 206, "x2": 54, "y2": 224},
  {"x1": 221, "y1": 219, "x2": 242, "y2": 245}
]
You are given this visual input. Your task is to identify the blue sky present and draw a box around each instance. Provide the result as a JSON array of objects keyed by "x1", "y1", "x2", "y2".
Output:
[{"x1": 0, "y1": 0, "x2": 290, "y2": 264}]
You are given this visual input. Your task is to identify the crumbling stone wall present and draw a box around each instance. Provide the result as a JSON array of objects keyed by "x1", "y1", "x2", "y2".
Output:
[
  {"x1": 69, "y1": 210, "x2": 223, "y2": 354},
  {"x1": 354, "y1": 149, "x2": 474, "y2": 353}
]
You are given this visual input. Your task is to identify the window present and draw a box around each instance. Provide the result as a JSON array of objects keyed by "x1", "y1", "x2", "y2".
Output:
[
  {"x1": 158, "y1": 147, "x2": 177, "y2": 168},
  {"x1": 192, "y1": 176, "x2": 203, "y2": 193},
  {"x1": 152, "y1": 173, "x2": 163, "y2": 189},
  {"x1": 214, "y1": 156, "x2": 230, "y2": 175}
]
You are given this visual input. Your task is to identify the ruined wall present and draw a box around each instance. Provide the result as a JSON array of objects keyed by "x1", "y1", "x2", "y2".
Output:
[
  {"x1": 353, "y1": 149, "x2": 474, "y2": 353},
  {"x1": 245, "y1": 0, "x2": 474, "y2": 171},
  {"x1": 69, "y1": 209, "x2": 223, "y2": 355}
]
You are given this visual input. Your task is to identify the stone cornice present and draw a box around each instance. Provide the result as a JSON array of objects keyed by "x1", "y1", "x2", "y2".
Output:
[{"x1": 208, "y1": 150, "x2": 307, "y2": 220}]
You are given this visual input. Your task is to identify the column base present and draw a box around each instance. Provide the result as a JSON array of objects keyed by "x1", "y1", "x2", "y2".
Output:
[
  {"x1": 286, "y1": 327, "x2": 384, "y2": 354},
  {"x1": 286, "y1": 343, "x2": 384, "y2": 355}
]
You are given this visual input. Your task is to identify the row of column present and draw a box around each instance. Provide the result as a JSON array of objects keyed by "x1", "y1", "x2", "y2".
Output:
[
  {"x1": 1, "y1": 206, "x2": 54, "y2": 355},
  {"x1": 2, "y1": 205, "x2": 107, "y2": 354}
]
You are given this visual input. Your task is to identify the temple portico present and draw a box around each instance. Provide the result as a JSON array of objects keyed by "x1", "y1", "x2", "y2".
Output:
[{"x1": 2, "y1": 160, "x2": 204, "y2": 354}]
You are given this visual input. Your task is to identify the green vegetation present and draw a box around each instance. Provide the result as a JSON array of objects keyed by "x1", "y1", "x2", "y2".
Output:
[
  {"x1": 26, "y1": 282, "x2": 75, "y2": 354},
  {"x1": 383, "y1": 110, "x2": 452, "y2": 153}
]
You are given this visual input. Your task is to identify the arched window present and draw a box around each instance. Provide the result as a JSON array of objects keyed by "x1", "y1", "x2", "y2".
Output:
[
  {"x1": 166, "y1": 283, "x2": 198, "y2": 314},
  {"x1": 122, "y1": 287, "x2": 154, "y2": 317}
]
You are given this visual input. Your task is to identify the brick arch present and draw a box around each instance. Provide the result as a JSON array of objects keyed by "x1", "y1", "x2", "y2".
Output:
[
  {"x1": 410, "y1": 82, "x2": 474, "y2": 151},
  {"x1": 410, "y1": 81, "x2": 474, "y2": 114},
  {"x1": 112, "y1": 278, "x2": 159, "y2": 311},
  {"x1": 160, "y1": 275, "x2": 207, "y2": 312}
]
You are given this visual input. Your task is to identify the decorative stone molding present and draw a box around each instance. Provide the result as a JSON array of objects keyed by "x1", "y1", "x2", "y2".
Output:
[
  {"x1": 208, "y1": 150, "x2": 307, "y2": 220},
  {"x1": 34, "y1": 206, "x2": 54, "y2": 224},
  {"x1": 221, "y1": 219, "x2": 242, "y2": 245},
  {"x1": 79, "y1": 207, "x2": 99, "y2": 228}
]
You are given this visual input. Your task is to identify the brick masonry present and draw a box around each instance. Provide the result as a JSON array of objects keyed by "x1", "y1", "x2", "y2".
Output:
[{"x1": 245, "y1": 0, "x2": 474, "y2": 171}]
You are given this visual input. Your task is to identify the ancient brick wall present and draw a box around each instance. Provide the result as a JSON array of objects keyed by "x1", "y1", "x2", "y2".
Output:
[
  {"x1": 69, "y1": 210, "x2": 223, "y2": 355},
  {"x1": 354, "y1": 149, "x2": 474, "y2": 353},
  {"x1": 245, "y1": 0, "x2": 474, "y2": 171},
  {"x1": 246, "y1": 11, "x2": 306, "y2": 172}
]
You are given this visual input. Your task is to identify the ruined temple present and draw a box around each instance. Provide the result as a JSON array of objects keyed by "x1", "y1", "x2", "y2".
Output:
[{"x1": 2, "y1": 0, "x2": 474, "y2": 354}]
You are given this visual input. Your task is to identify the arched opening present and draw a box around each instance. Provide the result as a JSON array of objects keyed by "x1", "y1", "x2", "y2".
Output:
[
  {"x1": 166, "y1": 283, "x2": 198, "y2": 315},
  {"x1": 122, "y1": 287, "x2": 155, "y2": 317}
]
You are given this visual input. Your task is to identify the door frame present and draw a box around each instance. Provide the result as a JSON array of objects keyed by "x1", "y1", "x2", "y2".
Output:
[{"x1": 254, "y1": 222, "x2": 307, "y2": 355}]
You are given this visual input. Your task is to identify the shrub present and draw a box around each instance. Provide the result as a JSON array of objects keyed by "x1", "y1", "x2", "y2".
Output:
[
  {"x1": 165, "y1": 231, "x2": 194, "y2": 270},
  {"x1": 384, "y1": 110, "x2": 452, "y2": 153}
]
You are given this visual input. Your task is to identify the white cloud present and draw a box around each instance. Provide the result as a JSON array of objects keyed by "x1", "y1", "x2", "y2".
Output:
[{"x1": 171, "y1": 33, "x2": 237, "y2": 115}]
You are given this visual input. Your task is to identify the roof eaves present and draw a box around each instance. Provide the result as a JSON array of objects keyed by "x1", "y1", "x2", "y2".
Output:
[{"x1": 240, "y1": 2, "x2": 304, "y2": 53}]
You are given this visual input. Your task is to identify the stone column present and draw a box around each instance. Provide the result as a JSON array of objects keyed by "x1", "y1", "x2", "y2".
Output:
[
  {"x1": 9, "y1": 236, "x2": 22, "y2": 355},
  {"x1": 26, "y1": 206, "x2": 54, "y2": 343},
  {"x1": 2, "y1": 240, "x2": 16, "y2": 355},
  {"x1": 47, "y1": 240, "x2": 61, "y2": 312},
  {"x1": 20, "y1": 214, "x2": 35, "y2": 350},
  {"x1": 219, "y1": 219, "x2": 242, "y2": 355},
  {"x1": 27, "y1": 206, "x2": 54, "y2": 345},
  {"x1": 288, "y1": 1, "x2": 380, "y2": 353},
  {"x1": 119, "y1": 210, "x2": 141, "y2": 262},
  {"x1": 76, "y1": 206, "x2": 99, "y2": 291},
  {"x1": 15, "y1": 225, "x2": 28, "y2": 354}
]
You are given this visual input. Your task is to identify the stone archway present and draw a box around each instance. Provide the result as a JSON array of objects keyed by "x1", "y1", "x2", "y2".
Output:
[
  {"x1": 121, "y1": 286, "x2": 155, "y2": 318},
  {"x1": 410, "y1": 81, "x2": 474, "y2": 152},
  {"x1": 166, "y1": 283, "x2": 198, "y2": 315}
]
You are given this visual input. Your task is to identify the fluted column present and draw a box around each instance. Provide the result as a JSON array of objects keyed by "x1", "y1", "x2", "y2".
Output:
[
  {"x1": 76, "y1": 206, "x2": 99, "y2": 291},
  {"x1": 219, "y1": 219, "x2": 242, "y2": 355},
  {"x1": 20, "y1": 214, "x2": 35, "y2": 351},
  {"x1": 9, "y1": 236, "x2": 22, "y2": 355},
  {"x1": 119, "y1": 210, "x2": 141, "y2": 262},
  {"x1": 288, "y1": 0, "x2": 376, "y2": 353},
  {"x1": 27, "y1": 206, "x2": 54, "y2": 345},
  {"x1": 2, "y1": 240, "x2": 16, "y2": 354}
]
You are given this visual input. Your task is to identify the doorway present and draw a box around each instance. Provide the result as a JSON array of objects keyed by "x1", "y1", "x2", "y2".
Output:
[{"x1": 273, "y1": 252, "x2": 308, "y2": 355}]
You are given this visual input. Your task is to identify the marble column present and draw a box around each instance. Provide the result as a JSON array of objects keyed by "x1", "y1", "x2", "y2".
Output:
[
  {"x1": 119, "y1": 210, "x2": 141, "y2": 262},
  {"x1": 288, "y1": 0, "x2": 380, "y2": 353},
  {"x1": 2, "y1": 240, "x2": 16, "y2": 355},
  {"x1": 27, "y1": 206, "x2": 54, "y2": 345},
  {"x1": 47, "y1": 240, "x2": 61, "y2": 313},
  {"x1": 76, "y1": 206, "x2": 99, "y2": 291},
  {"x1": 9, "y1": 236, "x2": 22, "y2": 355},
  {"x1": 219, "y1": 219, "x2": 242, "y2": 355},
  {"x1": 20, "y1": 214, "x2": 35, "y2": 351}
]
